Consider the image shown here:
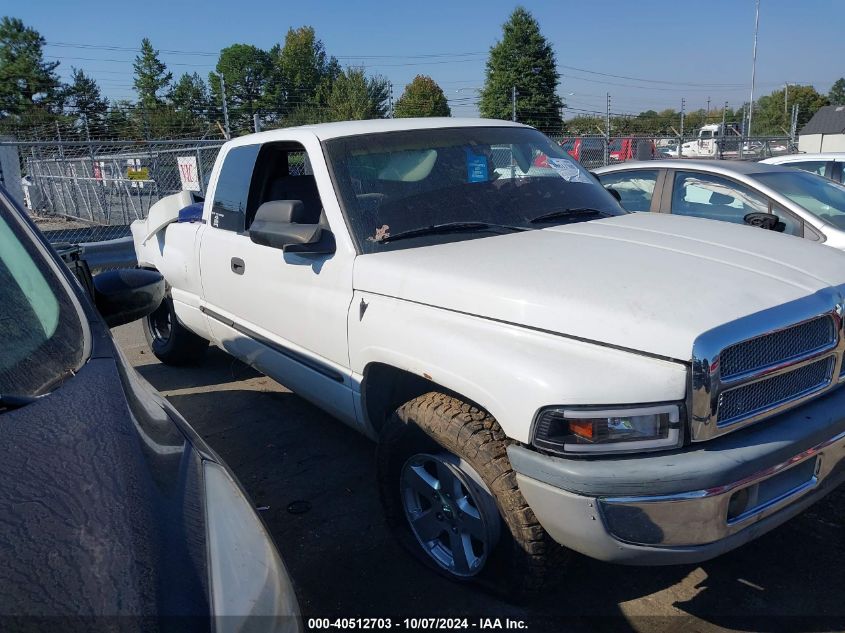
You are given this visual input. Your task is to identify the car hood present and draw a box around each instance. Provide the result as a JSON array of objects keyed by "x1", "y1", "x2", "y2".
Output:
[
  {"x1": 353, "y1": 212, "x2": 845, "y2": 360},
  {"x1": 0, "y1": 356, "x2": 210, "y2": 618}
]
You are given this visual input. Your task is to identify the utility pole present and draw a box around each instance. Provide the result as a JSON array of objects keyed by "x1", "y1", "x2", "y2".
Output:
[
  {"x1": 706, "y1": 96, "x2": 711, "y2": 116},
  {"x1": 388, "y1": 81, "x2": 394, "y2": 118},
  {"x1": 680, "y1": 98, "x2": 686, "y2": 139},
  {"x1": 253, "y1": 113, "x2": 262, "y2": 133},
  {"x1": 604, "y1": 93, "x2": 611, "y2": 166},
  {"x1": 219, "y1": 75, "x2": 231, "y2": 140},
  {"x1": 747, "y1": 0, "x2": 761, "y2": 138},
  {"x1": 719, "y1": 102, "x2": 728, "y2": 159},
  {"x1": 511, "y1": 86, "x2": 517, "y2": 122}
]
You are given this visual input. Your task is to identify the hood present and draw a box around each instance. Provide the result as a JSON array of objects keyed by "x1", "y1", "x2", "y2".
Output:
[
  {"x1": 353, "y1": 213, "x2": 845, "y2": 360},
  {"x1": 0, "y1": 357, "x2": 210, "y2": 619}
]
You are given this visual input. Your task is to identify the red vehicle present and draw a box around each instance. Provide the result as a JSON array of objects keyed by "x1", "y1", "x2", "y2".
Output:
[
  {"x1": 609, "y1": 137, "x2": 656, "y2": 162},
  {"x1": 533, "y1": 137, "x2": 606, "y2": 168}
]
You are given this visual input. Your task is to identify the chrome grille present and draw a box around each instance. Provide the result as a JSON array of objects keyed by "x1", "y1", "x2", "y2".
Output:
[
  {"x1": 691, "y1": 292, "x2": 845, "y2": 442},
  {"x1": 717, "y1": 356, "x2": 835, "y2": 426},
  {"x1": 720, "y1": 315, "x2": 836, "y2": 380}
]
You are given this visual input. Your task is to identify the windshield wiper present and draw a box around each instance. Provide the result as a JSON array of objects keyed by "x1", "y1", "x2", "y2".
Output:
[
  {"x1": 529, "y1": 208, "x2": 613, "y2": 224},
  {"x1": 0, "y1": 394, "x2": 40, "y2": 413},
  {"x1": 377, "y1": 221, "x2": 527, "y2": 244}
]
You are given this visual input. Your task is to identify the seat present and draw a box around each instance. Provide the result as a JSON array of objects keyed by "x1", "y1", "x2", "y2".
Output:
[{"x1": 267, "y1": 175, "x2": 323, "y2": 224}]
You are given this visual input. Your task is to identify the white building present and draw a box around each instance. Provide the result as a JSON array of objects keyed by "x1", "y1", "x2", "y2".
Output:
[{"x1": 799, "y1": 105, "x2": 845, "y2": 152}]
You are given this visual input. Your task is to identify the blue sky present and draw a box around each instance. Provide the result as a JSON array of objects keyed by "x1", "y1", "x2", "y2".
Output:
[{"x1": 11, "y1": 0, "x2": 844, "y2": 118}]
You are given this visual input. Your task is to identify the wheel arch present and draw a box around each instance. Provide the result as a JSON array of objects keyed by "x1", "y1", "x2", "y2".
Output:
[{"x1": 361, "y1": 362, "x2": 490, "y2": 437}]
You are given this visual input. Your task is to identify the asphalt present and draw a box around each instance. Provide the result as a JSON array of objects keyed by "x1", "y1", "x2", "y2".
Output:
[{"x1": 114, "y1": 322, "x2": 845, "y2": 633}]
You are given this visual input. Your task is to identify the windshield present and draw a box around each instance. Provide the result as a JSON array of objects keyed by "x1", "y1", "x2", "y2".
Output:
[
  {"x1": 324, "y1": 127, "x2": 624, "y2": 253},
  {"x1": 754, "y1": 170, "x2": 845, "y2": 229},
  {"x1": 0, "y1": 198, "x2": 85, "y2": 397}
]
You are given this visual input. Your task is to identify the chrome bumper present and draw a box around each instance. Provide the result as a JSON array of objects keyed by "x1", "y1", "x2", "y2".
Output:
[
  {"x1": 510, "y1": 388, "x2": 845, "y2": 565},
  {"x1": 599, "y1": 428, "x2": 845, "y2": 547}
]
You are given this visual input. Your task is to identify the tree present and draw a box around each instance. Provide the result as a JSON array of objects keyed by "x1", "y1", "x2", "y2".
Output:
[
  {"x1": 755, "y1": 85, "x2": 829, "y2": 135},
  {"x1": 830, "y1": 78, "x2": 845, "y2": 106},
  {"x1": 211, "y1": 44, "x2": 271, "y2": 134},
  {"x1": 133, "y1": 38, "x2": 172, "y2": 110},
  {"x1": 327, "y1": 67, "x2": 388, "y2": 121},
  {"x1": 269, "y1": 26, "x2": 340, "y2": 123},
  {"x1": 479, "y1": 7, "x2": 562, "y2": 132},
  {"x1": 168, "y1": 72, "x2": 210, "y2": 134},
  {"x1": 64, "y1": 67, "x2": 108, "y2": 130},
  {"x1": 394, "y1": 75, "x2": 450, "y2": 118},
  {"x1": 0, "y1": 17, "x2": 62, "y2": 125}
]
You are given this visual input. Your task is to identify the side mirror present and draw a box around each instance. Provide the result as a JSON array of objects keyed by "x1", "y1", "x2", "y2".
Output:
[
  {"x1": 744, "y1": 212, "x2": 785, "y2": 233},
  {"x1": 93, "y1": 268, "x2": 165, "y2": 328},
  {"x1": 249, "y1": 200, "x2": 335, "y2": 254},
  {"x1": 605, "y1": 186, "x2": 623, "y2": 203}
]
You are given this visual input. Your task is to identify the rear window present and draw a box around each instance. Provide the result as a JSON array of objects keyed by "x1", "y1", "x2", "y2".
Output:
[{"x1": 0, "y1": 203, "x2": 85, "y2": 397}]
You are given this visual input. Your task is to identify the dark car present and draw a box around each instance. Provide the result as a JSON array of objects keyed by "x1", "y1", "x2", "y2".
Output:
[{"x1": 0, "y1": 185, "x2": 301, "y2": 630}]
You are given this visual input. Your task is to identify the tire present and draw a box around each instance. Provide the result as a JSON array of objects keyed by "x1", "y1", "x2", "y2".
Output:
[
  {"x1": 142, "y1": 293, "x2": 208, "y2": 366},
  {"x1": 377, "y1": 392, "x2": 561, "y2": 596}
]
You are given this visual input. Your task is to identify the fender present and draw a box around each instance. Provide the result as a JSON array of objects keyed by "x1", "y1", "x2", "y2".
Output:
[{"x1": 348, "y1": 292, "x2": 688, "y2": 444}]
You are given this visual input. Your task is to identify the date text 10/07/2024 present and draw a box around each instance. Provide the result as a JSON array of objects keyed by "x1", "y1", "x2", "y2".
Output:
[{"x1": 307, "y1": 618, "x2": 528, "y2": 630}]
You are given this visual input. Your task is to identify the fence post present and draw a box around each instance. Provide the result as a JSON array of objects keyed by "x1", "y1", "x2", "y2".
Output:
[{"x1": 604, "y1": 93, "x2": 611, "y2": 167}]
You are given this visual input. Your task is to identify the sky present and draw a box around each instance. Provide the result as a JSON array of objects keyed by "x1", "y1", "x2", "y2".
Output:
[{"x1": 10, "y1": 0, "x2": 845, "y2": 119}]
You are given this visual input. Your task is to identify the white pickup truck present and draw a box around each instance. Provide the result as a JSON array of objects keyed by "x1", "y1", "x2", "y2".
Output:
[{"x1": 133, "y1": 118, "x2": 845, "y2": 593}]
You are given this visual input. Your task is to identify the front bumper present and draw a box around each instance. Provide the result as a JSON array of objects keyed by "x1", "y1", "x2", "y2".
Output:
[{"x1": 508, "y1": 386, "x2": 845, "y2": 565}]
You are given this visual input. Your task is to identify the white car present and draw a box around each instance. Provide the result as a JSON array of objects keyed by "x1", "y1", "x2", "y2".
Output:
[
  {"x1": 595, "y1": 159, "x2": 845, "y2": 250},
  {"x1": 132, "y1": 118, "x2": 845, "y2": 593},
  {"x1": 761, "y1": 152, "x2": 845, "y2": 184}
]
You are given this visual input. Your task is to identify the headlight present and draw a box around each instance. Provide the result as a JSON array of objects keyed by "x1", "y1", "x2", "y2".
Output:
[
  {"x1": 203, "y1": 460, "x2": 302, "y2": 632},
  {"x1": 532, "y1": 404, "x2": 682, "y2": 455}
]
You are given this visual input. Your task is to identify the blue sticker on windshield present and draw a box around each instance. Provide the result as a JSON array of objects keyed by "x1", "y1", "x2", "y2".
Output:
[{"x1": 465, "y1": 148, "x2": 488, "y2": 183}]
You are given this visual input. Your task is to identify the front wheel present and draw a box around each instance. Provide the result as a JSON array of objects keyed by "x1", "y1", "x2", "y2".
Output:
[
  {"x1": 377, "y1": 392, "x2": 560, "y2": 595},
  {"x1": 142, "y1": 293, "x2": 208, "y2": 365}
]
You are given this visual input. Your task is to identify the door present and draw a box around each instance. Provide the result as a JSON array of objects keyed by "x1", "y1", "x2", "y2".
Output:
[
  {"x1": 667, "y1": 170, "x2": 804, "y2": 236},
  {"x1": 198, "y1": 140, "x2": 357, "y2": 425}
]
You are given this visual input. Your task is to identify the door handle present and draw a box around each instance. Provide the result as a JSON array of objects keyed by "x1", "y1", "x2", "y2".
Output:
[{"x1": 231, "y1": 257, "x2": 245, "y2": 275}]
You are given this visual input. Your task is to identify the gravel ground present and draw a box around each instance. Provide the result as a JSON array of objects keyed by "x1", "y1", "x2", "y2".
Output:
[{"x1": 114, "y1": 321, "x2": 845, "y2": 633}]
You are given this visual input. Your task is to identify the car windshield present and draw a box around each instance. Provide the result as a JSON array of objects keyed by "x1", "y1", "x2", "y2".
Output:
[
  {"x1": 324, "y1": 126, "x2": 624, "y2": 253},
  {"x1": 0, "y1": 196, "x2": 85, "y2": 398},
  {"x1": 754, "y1": 170, "x2": 845, "y2": 228}
]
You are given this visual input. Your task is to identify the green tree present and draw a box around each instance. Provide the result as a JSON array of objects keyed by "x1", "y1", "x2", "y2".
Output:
[
  {"x1": 168, "y1": 72, "x2": 210, "y2": 134},
  {"x1": 755, "y1": 85, "x2": 829, "y2": 135},
  {"x1": 394, "y1": 75, "x2": 450, "y2": 118},
  {"x1": 479, "y1": 7, "x2": 562, "y2": 132},
  {"x1": 829, "y1": 78, "x2": 845, "y2": 106},
  {"x1": 64, "y1": 67, "x2": 108, "y2": 130},
  {"x1": 327, "y1": 67, "x2": 388, "y2": 121},
  {"x1": 133, "y1": 38, "x2": 172, "y2": 110},
  {"x1": 104, "y1": 100, "x2": 139, "y2": 139},
  {"x1": 269, "y1": 26, "x2": 340, "y2": 123},
  {"x1": 0, "y1": 17, "x2": 62, "y2": 125},
  {"x1": 211, "y1": 44, "x2": 271, "y2": 134}
]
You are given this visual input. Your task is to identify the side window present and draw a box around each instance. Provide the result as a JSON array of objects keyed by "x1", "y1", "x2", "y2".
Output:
[
  {"x1": 671, "y1": 171, "x2": 769, "y2": 224},
  {"x1": 771, "y1": 203, "x2": 803, "y2": 237},
  {"x1": 245, "y1": 143, "x2": 323, "y2": 230},
  {"x1": 598, "y1": 170, "x2": 659, "y2": 212},
  {"x1": 210, "y1": 145, "x2": 260, "y2": 232},
  {"x1": 788, "y1": 161, "x2": 828, "y2": 178}
]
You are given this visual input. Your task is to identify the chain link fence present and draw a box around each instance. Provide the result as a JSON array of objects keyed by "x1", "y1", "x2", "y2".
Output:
[
  {"x1": 4, "y1": 139, "x2": 223, "y2": 244},
  {"x1": 547, "y1": 134, "x2": 795, "y2": 171}
]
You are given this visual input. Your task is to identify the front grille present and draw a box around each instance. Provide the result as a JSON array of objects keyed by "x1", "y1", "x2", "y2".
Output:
[
  {"x1": 720, "y1": 315, "x2": 836, "y2": 381},
  {"x1": 717, "y1": 356, "x2": 835, "y2": 426}
]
